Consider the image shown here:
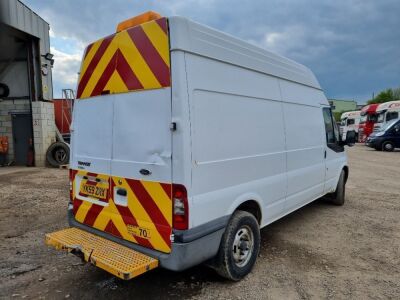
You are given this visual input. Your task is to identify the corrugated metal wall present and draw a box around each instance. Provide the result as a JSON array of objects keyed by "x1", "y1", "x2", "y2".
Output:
[{"x1": 0, "y1": 0, "x2": 53, "y2": 100}]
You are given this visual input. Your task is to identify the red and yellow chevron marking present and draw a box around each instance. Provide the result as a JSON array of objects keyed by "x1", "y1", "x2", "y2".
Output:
[
  {"x1": 71, "y1": 170, "x2": 172, "y2": 253},
  {"x1": 77, "y1": 17, "x2": 170, "y2": 99}
]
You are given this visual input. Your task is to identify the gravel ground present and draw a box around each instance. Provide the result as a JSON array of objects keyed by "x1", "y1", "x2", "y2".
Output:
[{"x1": 0, "y1": 144, "x2": 399, "y2": 299}]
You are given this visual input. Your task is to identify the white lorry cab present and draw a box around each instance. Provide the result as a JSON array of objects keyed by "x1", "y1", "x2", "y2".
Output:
[
  {"x1": 45, "y1": 12, "x2": 355, "y2": 281},
  {"x1": 340, "y1": 111, "x2": 361, "y2": 141},
  {"x1": 373, "y1": 100, "x2": 400, "y2": 132}
]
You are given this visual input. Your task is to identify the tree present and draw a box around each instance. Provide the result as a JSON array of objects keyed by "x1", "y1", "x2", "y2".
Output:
[
  {"x1": 333, "y1": 111, "x2": 343, "y2": 122},
  {"x1": 393, "y1": 87, "x2": 400, "y2": 100},
  {"x1": 367, "y1": 86, "x2": 400, "y2": 104}
]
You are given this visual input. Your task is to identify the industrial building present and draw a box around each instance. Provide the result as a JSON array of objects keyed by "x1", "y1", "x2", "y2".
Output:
[
  {"x1": 0, "y1": 0, "x2": 55, "y2": 166},
  {"x1": 328, "y1": 99, "x2": 357, "y2": 114}
]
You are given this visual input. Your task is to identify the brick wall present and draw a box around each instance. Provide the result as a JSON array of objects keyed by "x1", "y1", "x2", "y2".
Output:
[
  {"x1": 32, "y1": 101, "x2": 56, "y2": 167},
  {"x1": 0, "y1": 100, "x2": 56, "y2": 167},
  {"x1": 0, "y1": 99, "x2": 30, "y2": 162}
]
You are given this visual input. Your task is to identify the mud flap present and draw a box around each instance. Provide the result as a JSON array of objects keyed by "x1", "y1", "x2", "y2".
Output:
[{"x1": 45, "y1": 227, "x2": 158, "y2": 280}]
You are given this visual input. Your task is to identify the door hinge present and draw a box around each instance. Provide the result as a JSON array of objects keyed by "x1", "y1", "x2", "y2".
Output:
[{"x1": 170, "y1": 122, "x2": 177, "y2": 131}]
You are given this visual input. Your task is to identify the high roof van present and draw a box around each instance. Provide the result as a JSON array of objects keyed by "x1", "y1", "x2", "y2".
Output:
[{"x1": 46, "y1": 12, "x2": 355, "y2": 281}]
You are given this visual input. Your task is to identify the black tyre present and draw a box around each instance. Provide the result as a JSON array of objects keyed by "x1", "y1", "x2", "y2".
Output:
[
  {"x1": 214, "y1": 210, "x2": 260, "y2": 281},
  {"x1": 382, "y1": 141, "x2": 395, "y2": 152},
  {"x1": 0, "y1": 83, "x2": 10, "y2": 98},
  {"x1": 46, "y1": 142, "x2": 70, "y2": 167},
  {"x1": 331, "y1": 170, "x2": 346, "y2": 206}
]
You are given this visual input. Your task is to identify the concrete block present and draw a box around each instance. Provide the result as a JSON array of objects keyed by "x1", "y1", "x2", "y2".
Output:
[
  {"x1": 34, "y1": 145, "x2": 42, "y2": 153},
  {"x1": 4, "y1": 104, "x2": 16, "y2": 110},
  {"x1": 0, "y1": 115, "x2": 10, "y2": 122},
  {"x1": 15, "y1": 104, "x2": 28, "y2": 110},
  {"x1": 2, "y1": 121, "x2": 12, "y2": 128}
]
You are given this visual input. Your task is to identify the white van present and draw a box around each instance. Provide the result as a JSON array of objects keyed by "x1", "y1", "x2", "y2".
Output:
[
  {"x1": 340, "y1": 111, "x2": 361, "y2": 140},
  {"x1": 373, "y1": 100, "x2": 400, "y2": 132},
  {"x1": 46, "y1": 12, "x2": 355, "y2": 281}
]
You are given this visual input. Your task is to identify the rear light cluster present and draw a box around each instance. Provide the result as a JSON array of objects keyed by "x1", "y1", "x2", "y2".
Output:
[{"x1": 172, "y1": 184, "x2": 188, "y2": 230}]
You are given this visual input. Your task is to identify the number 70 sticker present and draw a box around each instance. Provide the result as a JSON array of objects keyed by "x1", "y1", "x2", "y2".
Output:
[{"x1": 127, "y1": 225, "x2": 151, "y2": 239}]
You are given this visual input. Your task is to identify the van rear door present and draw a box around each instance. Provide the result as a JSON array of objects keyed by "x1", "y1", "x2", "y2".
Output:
[{"x1": 70, "y1": 17, "x2": 173, "y2": 254}]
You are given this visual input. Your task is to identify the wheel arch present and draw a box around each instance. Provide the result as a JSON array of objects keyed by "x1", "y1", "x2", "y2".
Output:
[
  {"x1": 229, "y1": 195, "x2": 263, "y2": 225},
  {"x1": 342, "y1": 165, "x2": 349, "y2": 184}
]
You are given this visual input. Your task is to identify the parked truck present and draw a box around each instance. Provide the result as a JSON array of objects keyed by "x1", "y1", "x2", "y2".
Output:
[
  {"x1": 373, "y1": 100, "x2": 400, "y2": 132},
  {"x1": 358, "y1": 104, "x2": 378, "y2": 143},
  {"x1": 340, "y1": 111, "x2": 361, "y2": 141},
  {"x1": 45, "y1": 12, "x2": 355, "y2": 281}
]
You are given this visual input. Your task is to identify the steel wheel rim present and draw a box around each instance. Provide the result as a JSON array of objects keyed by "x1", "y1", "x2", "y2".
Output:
[
  {"x1": 384, "y1": 143, "x2": 393, "y2": 151},
  {"x1": 232, "y1": 225, "x2": 254, "y2": 267},
  {"x1": 55, "y1": 148, "x2": 67, "y2": 163}
]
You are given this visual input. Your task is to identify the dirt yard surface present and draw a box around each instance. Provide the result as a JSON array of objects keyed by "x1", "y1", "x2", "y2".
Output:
[{"x1": 1, "y1": 145, "x2": 399, "y2": 299}]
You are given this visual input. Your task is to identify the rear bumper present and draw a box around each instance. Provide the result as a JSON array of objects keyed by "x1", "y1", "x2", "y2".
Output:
[{"x1": 67, "y1": 208, "x2": 226, "y2": 271}]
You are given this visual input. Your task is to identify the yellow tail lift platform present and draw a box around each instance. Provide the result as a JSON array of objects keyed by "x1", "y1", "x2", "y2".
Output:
[{"x1": 45, "y1": 227, "x2": 158, "y2": 280}]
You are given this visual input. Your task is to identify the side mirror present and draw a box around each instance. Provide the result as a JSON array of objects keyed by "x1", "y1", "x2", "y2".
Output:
[
  {"x1": 394, "y1": 125, "x2": 400, "y2": 133},
  {"x1": 345, "y1": 130, "x2": 356, "y2": 146}
]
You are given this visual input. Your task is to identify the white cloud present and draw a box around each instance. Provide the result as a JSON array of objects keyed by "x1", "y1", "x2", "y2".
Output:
[
  {"x1": 50, "y1": 46, "x2": 81, "y2": 96},
  {"x1": 23, "y1": 0, "x2": 400, "y2": 103}
]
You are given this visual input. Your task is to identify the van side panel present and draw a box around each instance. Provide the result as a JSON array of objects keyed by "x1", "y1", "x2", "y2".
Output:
[
  {"x1": 279, "y1": 80, "x2": 326, "y2": 211},
  {"x1": 184, "y1": 53, "x2": 287, "y2": 228}
]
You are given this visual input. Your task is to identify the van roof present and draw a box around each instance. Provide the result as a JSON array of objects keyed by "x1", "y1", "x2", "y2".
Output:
[{"x1": 168, "y1": 17, "x2": 322, "y2": 90}]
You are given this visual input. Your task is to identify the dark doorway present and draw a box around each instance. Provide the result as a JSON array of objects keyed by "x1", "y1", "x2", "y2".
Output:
[{"x1": 11, "y1": 113, "x2": 33, "y2": 165}]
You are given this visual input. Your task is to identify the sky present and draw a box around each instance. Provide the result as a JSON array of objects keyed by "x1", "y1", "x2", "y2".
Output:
[{"x1": 24, "y1": 0, "x2": 400, "y2": 103}]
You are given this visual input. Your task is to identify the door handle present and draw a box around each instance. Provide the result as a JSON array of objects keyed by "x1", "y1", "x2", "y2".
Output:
[{"x1": 324, "y1": 150, "x2": 327, "y2": 159}]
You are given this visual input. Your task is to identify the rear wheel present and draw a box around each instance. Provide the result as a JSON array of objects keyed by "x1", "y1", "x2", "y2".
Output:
[
  {"x1": 214, "y1": 210, "x2": 260, "y2": 281},
  {"x1": 382, "y1": 141, "x2": 395, "y2": 152},
  {"x1": 331, "y1": 170, "x2": 346, "y2": 206}
]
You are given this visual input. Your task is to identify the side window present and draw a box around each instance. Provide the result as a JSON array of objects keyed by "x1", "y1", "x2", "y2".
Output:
[
  {"x1": 387, "y1": 112, "x2": 399, "y2": 122},
  {"x1": 323, "y1": 108, "x2": 336, "y2": 144}
]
